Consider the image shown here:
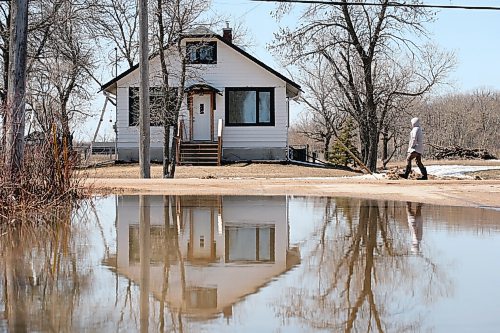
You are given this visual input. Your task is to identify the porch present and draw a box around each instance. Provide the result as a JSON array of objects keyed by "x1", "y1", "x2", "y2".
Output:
[
  {"x1": 176, "y1": 84, "x2": 223, "y2": 166},
  {"x1": 176, "y1": 118, "x2": 223, "y2": 166}
]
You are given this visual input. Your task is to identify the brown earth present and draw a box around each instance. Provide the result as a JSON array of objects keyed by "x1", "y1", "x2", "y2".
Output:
[{"x1": 80, "y1": 160, "x2": 500, "y2": 209}]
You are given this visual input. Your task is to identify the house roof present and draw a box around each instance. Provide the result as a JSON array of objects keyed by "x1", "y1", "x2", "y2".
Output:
[{"x1": 100, "y1": 33, "x2": 302, "y2": 97}]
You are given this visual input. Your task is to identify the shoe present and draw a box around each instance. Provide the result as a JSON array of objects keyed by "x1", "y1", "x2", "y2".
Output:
[
  {"x1": 399, "y1": 166, "x2": 411, "y2": 179},
  {"x1": 417, "y1": 167, "x2": 428, "y2": 180}
]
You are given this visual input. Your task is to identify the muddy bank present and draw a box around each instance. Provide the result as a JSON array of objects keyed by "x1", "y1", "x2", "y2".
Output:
[{"x1": 85, "y1": 177, "x2": 500, "y2": 209}]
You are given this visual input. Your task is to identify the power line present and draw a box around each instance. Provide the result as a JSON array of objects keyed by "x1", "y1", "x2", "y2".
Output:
[{"x1": 250, "y1": 0, "x2": 500, "y2": 11}]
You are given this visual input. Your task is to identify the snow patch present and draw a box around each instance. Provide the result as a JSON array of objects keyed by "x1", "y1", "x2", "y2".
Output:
[
  {"x1": 347, "y1": 163, "x2": 500, "y2": 180},
  {"x1": 425, "y1": 165, "x2": 500, "y2": 178}
]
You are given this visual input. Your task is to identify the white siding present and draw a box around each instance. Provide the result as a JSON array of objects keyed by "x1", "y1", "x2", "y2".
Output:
[
  {"x1": 115, "y1": 195, "x2": 291, "y2": 314},
  {"x1": 114, "y1": 38, "x2": 291, "y2": 153}
]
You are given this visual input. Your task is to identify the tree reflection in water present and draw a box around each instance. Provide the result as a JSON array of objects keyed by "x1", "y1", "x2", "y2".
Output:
[
  {"x1": 0, "y1": 205, "x2": 92, "y2": 332},
  {"x1": 158, "y1": 195, "x2": 186, "y2": 333},
  {"x1": 0, "y1": 196, "x2": 457, "y2": 332},
  {"x1": 125, "y1": 195, "x2": 188, "y2": 332},
  {"x1": 276, "y1": 198, "x2": 452, "y2": 332}
]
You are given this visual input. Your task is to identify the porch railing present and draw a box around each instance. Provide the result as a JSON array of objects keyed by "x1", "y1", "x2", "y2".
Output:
[
  {"x1": 175, "y1": 119, "x2": 184, "y2": 165},
  {"x1": 217, "y1": 118, "x2": 223, "y2": 166}
]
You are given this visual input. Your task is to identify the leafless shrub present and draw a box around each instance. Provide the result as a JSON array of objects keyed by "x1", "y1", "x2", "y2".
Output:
[{"x1": 0, "y1": 128, "x2": 86, "y2": 223}]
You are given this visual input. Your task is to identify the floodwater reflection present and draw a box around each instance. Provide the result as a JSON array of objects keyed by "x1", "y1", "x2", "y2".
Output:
[
  {"x1": 1, "y1": 195, "x2": 500, "y2": 332},
  {"x1": 113, "y1": 195, "x2": 298, "y2": 327},
  {"x1": 276, "y1": 198, "x2": 449, "y2": 332}
]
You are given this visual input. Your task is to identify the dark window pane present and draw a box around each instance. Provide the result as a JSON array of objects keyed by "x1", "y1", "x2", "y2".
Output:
[
  {"x1": 199, "y1": 45, "x2": 214, "y2": 62},
  {"x1": 186, "y1": 42, "x2": 217, "y2": 64},
  {"x1": 228, "y1": 90, "x2": 256, "y2": 124},
  {"x1": 225, "y1": 88, "x2": 274, "y2": 126},
  {"x1": 129, "y1": 87, "x2": 139, "y2": 126},
  {"x1": 129, "y1": 87, "x2": 178, "y2": 127},
  {"x1": 187, "y1": 45, "x2": 197, "y2": 62},
  {"x1": 258, "y1": 91, "x2": 271, "y2": 123}
]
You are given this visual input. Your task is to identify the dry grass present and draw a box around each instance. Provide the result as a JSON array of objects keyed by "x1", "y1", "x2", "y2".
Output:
[
  {"x1": 80, "y1": 162, "x2": 361, "y2": 179},
  {"x1": 80, "y1": 157, "x2": 500, "y2": 180},
  {"x1": 1, "y1": 139, "x2": 85, "y2": 223}
]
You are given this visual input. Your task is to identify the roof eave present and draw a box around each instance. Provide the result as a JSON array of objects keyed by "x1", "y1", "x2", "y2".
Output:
[{"x1": 99, "y1": 34, "x2": 302, "y2": 96}]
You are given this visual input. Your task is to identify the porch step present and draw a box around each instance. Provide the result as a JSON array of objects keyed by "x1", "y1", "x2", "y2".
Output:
[{"x1": 179, "y1": 142, "x2": 219, "y2": 166}]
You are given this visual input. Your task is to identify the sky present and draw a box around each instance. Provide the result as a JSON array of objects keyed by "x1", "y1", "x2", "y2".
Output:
[{"x1": 83, "y1": 0, "x2": 500, "y2": 141}]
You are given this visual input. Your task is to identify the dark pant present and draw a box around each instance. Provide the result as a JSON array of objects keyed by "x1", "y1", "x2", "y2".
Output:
[{"x1": 406, "y1": 151, "x2": 425, "y2": 171}]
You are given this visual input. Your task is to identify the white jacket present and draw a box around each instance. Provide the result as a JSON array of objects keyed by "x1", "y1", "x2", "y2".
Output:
[{"x1": 408, "y1": 117, "x2": 424, "y2": 154}]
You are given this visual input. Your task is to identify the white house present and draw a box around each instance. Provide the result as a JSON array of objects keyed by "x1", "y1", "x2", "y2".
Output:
[{"x1": 100, "y1": 27, "x2": 301, "y2": 164}]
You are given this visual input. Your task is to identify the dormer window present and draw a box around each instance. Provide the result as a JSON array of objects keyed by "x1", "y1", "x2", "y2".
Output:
[{"x1": 186, "y1": 41, "x2": 217, "y2": 64}]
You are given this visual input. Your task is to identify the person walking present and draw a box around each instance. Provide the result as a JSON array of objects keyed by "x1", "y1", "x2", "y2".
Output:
[{"x1": 399, "y1": 117, "x2": 428, "y2": 180}]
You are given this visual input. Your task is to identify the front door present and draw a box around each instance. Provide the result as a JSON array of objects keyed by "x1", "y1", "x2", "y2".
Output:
[{"x1": 192, "y1": 94, "x2": 211, "y2": 141}]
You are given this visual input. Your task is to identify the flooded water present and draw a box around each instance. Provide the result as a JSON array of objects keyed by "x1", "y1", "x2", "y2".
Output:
[{"x1": 1, "y1": 195, "x2": 500, "y2": 332}]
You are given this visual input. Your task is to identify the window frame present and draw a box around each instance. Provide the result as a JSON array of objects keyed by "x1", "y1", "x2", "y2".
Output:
[
  {"x1": 186, "y1": 41, "x2": 217, "y2": 65},
  {"x1": 128, "y1": 87, "x2": 178, "y2": 127},
  {"x1": 224, "y1": 225, "x2": 276, "y2": 263},
  {"x1": 224, "y1": 87, "x2": 275, "y2": 126}
]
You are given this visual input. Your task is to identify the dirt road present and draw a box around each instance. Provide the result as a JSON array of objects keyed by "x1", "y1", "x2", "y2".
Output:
[{"x1": 82, "y1": 162, "x2": 500, "y2": 208}]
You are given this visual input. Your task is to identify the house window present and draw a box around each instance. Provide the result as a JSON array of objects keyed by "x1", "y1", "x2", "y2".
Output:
[
  {"x1": 186, "y1": 41, "x2": 217, "y2": 64},
  {"x1": 128, "y1": 225, "x2": 178, "y2": 264},
  {"x1": 129, "y1": 87, "x2": 178, "y2": 127},
  {"x1": 185, "y1": 287, "x2": 217, "y2": 309},
  {"x1": 225, "y1": 88, "x2": 275, "y2": 126},
  {"x1": 224, "y1": 225, "x2": 275, "y2": 263}
]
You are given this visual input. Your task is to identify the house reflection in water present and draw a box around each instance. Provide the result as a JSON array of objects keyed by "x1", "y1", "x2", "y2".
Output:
[{"x1": 113, "y1": 195, "x2": 300, "y2": 319}]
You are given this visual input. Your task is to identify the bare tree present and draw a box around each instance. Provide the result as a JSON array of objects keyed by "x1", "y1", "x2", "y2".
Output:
[
  {"x1": 1, "y1": 0, "x2": 64, "y2": 119},
  {"x1": 412, "y1": 89, "x2": 500, "y2": 157},
  {"x1": 272, "y1": 1, "x2": 454, "y2": 171},
  {"x1": 152, "y1": 0, "x2": 210, "y2": 178},
  {"x1": 26, "y1": 0, "x2": 96, "y2": 150},
  {"x1": 3, "y1": 0, "x2": 29, "y2": 181},
  {"x1": 293, "y1": 57, "x2": 347, "y2": 160},
  {"x1": 91, "y1": 0, "x2": 139, "y2": 70},
  {"x1": 0, "y1": 2, "x2": 10, "y2": 105}
]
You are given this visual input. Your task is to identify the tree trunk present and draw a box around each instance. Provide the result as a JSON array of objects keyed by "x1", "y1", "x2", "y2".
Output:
[
  {"x1": 4, "y1": 0, "x2": 28, "y2": 182},
  {"x1": 358, "y1": 121, "x2": 370, "y2": 164},
  {"x1": 1, "y1": 9, "x2": 10, "y2": 149},
  {"x1": 162, "y1": 124, "x2": 171, "y2": 177},
  {"x1": 323, "y1": 135, "x2": 331, "y2": 160},
  {"x1": 60, "y1": 104, "x2": 72, "y2": 151},
  {"x1": 168, "y1": 54, "x2": 187, "y2": 179},
  {"x1": 381, "y1": 131, "x2": 389, "y2": 163},
  {"x1": 366, "y1": 125, "x2": 379, "y2": 172},
  {"x1": 170, "y1": 124, "x2": 178, "y2": 177}
]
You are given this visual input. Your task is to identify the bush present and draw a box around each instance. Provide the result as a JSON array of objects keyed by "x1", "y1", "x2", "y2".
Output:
[
  {"x1": 0, "y1": 134, "x2": 83, "y2": 223},
  {"x1": 328, "y1": 119, "x2": 360, "y2": 167}
]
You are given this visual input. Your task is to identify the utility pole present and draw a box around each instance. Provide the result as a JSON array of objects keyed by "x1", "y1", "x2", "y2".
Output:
[
  {"x1": 138, "y1": 0, "x2": 150, "y2": 178},
  {"x1": 139, "y1": 195, "x2": 151, "y2": 333},
  {"x1": 4, "y1": 0, "x2": 29, "y2": 182}
]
